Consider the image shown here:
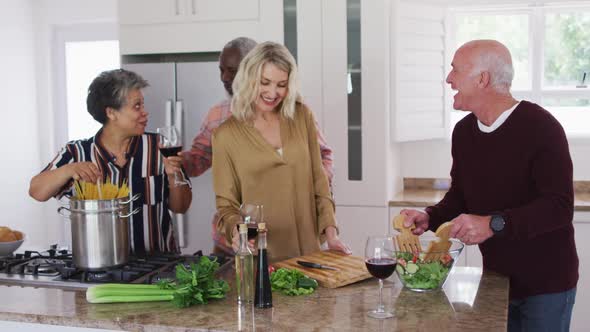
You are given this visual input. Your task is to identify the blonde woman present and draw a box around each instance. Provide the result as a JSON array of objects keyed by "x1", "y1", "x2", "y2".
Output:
[{"x1": 212, "y1": 42, "x2": 350, "y2": 259}]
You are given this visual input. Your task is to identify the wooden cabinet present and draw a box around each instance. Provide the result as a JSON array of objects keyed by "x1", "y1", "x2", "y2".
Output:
[{"x1": 118, "y1": 0, "x2": 283, "y2": 54}]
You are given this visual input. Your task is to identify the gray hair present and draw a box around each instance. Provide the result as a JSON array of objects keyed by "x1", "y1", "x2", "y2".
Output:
[
  {"x1": 470, "y1": 49, "x2": 514, "y2": 93},
  {"x1": 86, "y1": 69, "x2": 149, "y2": 124},
  {"x1": 222, "y1": 37, "x2": 258, "y2": 59}
]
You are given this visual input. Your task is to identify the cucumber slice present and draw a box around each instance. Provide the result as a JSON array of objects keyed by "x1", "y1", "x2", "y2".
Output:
[
  {"x1": 396, "y1": 264, "x2": 405, "y2": 275},
  {"x1": 406, "y1": 262, "x2": 419, "y2": 274}
]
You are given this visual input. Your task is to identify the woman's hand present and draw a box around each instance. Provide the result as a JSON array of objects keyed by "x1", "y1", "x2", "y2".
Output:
[
  {"x1": 68, "y1": 162, "x2": 101, "y2": 183},
  {"x1": 162, "y1": 155, "x2": 183, "y2": 178},
  {"x1": 325, "y1": 226, "x2": 352, "y2": 255},
  {"x1": 231, "y1": 226, "x2": 255, "y2": 253}
]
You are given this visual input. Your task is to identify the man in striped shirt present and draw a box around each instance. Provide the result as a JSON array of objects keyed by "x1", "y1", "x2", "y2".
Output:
[{"x1": 182, "y1": 37, "x2": 334, "y2": 255}]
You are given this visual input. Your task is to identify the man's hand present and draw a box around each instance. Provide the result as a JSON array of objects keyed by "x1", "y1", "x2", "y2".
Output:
[
  {"x1": 399, "y1": 209, "x2": 430, "y2": 235},
  {"x1": 449, "y1": 214, "x2": 494, "y2": 245}
]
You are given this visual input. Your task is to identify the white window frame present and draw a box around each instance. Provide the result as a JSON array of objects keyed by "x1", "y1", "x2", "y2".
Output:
[{"x1": 448, "y1": 3, "x2": 590, "y2": 139}]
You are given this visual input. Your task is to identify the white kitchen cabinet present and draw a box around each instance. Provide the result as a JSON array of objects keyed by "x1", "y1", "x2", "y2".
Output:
[
  {"x1": 335, "y1": 206, "x2": 389, "y2": 257},
  {"x1": 118, "y1": 0, "x2": 283, "y2": 54},
  {"x1": 392, "y1": 0, "x2": 449, "y2": 142},
  {"x1": 119, "y1": 0, "x2": 259, "y2": 25}
]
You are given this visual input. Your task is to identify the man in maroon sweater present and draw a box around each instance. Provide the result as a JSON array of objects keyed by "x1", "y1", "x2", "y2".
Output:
[{"x1": 402, "y1": 40, "x2": 578, "y2": 332}]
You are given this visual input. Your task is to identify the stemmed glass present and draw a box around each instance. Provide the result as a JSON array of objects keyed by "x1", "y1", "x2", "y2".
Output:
[
  {"x1": 239, "y1": 203, "x2": 264, "y2": 240},
  {"x1": 365, "y1": 235, "x2": 397, "y2": 319},
  {"x1": 157, "y1": 126, "x2": 188, "y2": 186}
]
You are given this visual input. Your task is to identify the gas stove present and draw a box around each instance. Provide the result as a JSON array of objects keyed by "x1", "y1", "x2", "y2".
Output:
[{"x1": 0, "y1": 245, "x2": 231, "y2": 290}]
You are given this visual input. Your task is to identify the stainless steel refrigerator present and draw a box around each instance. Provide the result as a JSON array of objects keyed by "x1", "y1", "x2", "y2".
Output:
[{"x1": 124, "y1": 60, "x2": 226, "y2": 254}]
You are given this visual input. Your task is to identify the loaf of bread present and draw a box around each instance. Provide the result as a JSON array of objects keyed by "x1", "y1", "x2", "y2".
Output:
[{"x1": 0, "y1": 226, "x2": 24, "y2": 242}]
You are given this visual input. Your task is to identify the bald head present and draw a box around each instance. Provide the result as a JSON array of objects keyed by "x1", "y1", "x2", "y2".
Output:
[{"x1": 458, "y1": 40, "x2": 514, "y2": 93}]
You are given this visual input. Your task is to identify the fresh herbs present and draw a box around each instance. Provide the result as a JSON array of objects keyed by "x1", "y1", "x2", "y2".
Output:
[
  {"x1": 86, "y1": 256, "x2": 229, "y2": 307},
  {"x1": 158, "y1": 256, "x2": 230, "y2": 307},
  {"x1": 270, "y1": 268, "x2": 318, "y2": 296}
]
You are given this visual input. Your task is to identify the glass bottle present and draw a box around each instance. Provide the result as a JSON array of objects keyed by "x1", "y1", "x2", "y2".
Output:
[
  {"x1": 235, "y1": 223, "x2": 254, "y2": 304},
  {"x1": 255, "y1": 222, "x2": 272, "y2": 308}
]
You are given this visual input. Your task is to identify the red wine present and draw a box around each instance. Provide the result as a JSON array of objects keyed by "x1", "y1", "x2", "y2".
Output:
[
  {"x1": 236, "y1": 223, "x2": 258, "y2": 240},
  {"x1": 160, "y1": 146, "x2": 182, "y2": 157},
  {"x1": 365, "y1": 258, "x2": 397, "y2": 279}
]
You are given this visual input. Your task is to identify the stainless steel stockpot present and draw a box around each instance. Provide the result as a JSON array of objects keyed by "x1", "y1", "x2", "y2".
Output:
[{"x1": 58, "y1": 195, "x2": 140, "y2": 270}]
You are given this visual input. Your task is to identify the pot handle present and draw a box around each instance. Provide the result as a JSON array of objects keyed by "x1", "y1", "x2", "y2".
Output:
[
  {"x1": 119, "y1": 193, "x2": 141, "y2": 205},
  {"x1": 119, "y1": 207, "x2": 141, "y2": 218},
  {"x1": 57, "y1": 206, "x2": 71, "y2": 217}
]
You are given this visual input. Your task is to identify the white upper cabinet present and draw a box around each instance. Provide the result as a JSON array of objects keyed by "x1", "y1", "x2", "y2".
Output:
[
  {"x1": 391, "y1": 0, "x2": 449, "y2": 142},
  {"x1": 118, "y1": 0, "x2": 283, "y2": 54}
]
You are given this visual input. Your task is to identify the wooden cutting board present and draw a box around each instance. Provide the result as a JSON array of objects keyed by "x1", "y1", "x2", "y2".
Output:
[{"x1": 274, "y1": 250, "x2": 372, "y2": 288}]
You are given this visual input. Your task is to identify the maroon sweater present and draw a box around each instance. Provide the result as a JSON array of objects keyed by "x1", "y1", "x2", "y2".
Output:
[{"x1": 426, "y1": 101, "x2": 578, "y2": 300}]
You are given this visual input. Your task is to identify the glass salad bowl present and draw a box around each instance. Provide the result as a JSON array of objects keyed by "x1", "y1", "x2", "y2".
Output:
[{"x1": 394, "y1": 238, "x2": 464, "y2": 292}]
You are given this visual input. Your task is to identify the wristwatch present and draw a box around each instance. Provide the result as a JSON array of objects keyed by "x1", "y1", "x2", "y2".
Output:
[{"x1": 490, "y1": 215, "x2": 505, "y2": 236}]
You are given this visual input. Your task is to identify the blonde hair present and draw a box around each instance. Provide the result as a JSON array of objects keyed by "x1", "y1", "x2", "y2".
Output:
[{"x1": 231, "y1": 41, "x2": 301, "y2": 121}]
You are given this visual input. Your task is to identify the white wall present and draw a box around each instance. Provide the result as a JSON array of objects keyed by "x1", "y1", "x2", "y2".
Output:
[
  {"x1": 0, "y1": 0, "x2": 117, "y2": 250},
  {"x1": 0, "y1": 0, "x2": 45, "y2": 248},
  {"x1": 33, "y1": 0, "x2": 118, "y2": 247},
  {"x1": 400, "y1": 134, "x2": 590, "y2": 181}
]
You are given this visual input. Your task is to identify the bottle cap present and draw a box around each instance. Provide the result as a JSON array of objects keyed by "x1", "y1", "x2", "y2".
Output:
[
  {"x1": 239, "y1": 223, "x2": 247, "y2": 233},
  {"x1": 258, "y1": 223, "x2": 266, "y2": 230}
]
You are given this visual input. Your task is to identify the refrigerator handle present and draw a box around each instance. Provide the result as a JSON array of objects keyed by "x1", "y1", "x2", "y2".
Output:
[
  {"x1": 173, "y1": 100, "x2": 186, "y2": 249},
  {"x1": 165, "y1": 100, "x2": 173, "y2": 127},
  {"x1": 176, "y1": 213, "x2": 186, "y2": 249},
  {"x1": 174, "y1": 100, "x2": 183, "y2": 138}
]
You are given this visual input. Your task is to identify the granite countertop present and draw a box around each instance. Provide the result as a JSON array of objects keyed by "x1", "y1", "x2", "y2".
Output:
[
  {"x1": 0, "y1": 267, "x2": 508, "y2": 331},
  {"x1": 389, "y1": 184, "x2": 590, "y2": 211}
]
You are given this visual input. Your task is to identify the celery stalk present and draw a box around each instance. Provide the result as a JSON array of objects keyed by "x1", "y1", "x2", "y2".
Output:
[
  {"x1": 86, "y1": 283, "x2": 175, "y2": 303},
  {"x1": 88, "y1": 295, "x2": 173, "y2": 304}
]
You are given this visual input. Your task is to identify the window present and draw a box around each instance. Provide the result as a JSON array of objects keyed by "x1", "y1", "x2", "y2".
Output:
[
  {"x1": 450, "y1": 5, "x2": 590, "y2": 135},
  {"x1": 53, "y1": 23, "x2": 119, "y2": 147},
  {"x1": 65, "y1": 41, "x2": 120, "y2": 141}
]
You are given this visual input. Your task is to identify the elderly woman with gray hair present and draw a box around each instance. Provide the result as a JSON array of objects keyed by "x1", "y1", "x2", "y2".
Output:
[{"x1": 29, "y1": 69, "x2": 192, "y2": 254}]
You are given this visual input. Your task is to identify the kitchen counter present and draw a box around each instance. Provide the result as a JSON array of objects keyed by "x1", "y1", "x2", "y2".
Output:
[
  {"x1": 389, "y1": 189, "x2": 590, "y2": 211},
  {"x1": 0, "y1": 267, "x2": 508, "y2": 331}
]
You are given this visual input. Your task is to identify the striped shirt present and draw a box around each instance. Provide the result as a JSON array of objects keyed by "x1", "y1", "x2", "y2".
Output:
[{"x1": 42, "y1": 130, "x2": 191, "y2": 254}]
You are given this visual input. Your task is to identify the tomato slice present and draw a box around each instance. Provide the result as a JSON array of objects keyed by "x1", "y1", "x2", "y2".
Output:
[
  {"x1": 440, "y1": 254, "x2": 452, "y2": 266},
  {"x1": 268, "y1": 264, "x2": 276, "y2": 275}
]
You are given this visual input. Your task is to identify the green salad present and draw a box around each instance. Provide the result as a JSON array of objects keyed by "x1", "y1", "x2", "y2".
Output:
[
  {"x1": 270, "y1": 268, "x2": 318, "y2": 296},
  {"x1": 395, "y1": 252, "x2": 453, "y2": 290}
]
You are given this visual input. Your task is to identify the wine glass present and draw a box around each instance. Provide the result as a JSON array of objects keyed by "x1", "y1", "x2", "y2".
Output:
[
  {"x1": 239, "y1": 203, "x2": 263, "y2": 240},
  {"x1": 157, "y1": 126, "x2": 188, "y2": 186},
  {"x1": 365, "y1": 235, "x2": 397, "y2": 319}
]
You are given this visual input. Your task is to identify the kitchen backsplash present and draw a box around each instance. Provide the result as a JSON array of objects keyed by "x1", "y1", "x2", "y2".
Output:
[{"x1": 403, "y1": 178, "x2": 590, "y2": 194}]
